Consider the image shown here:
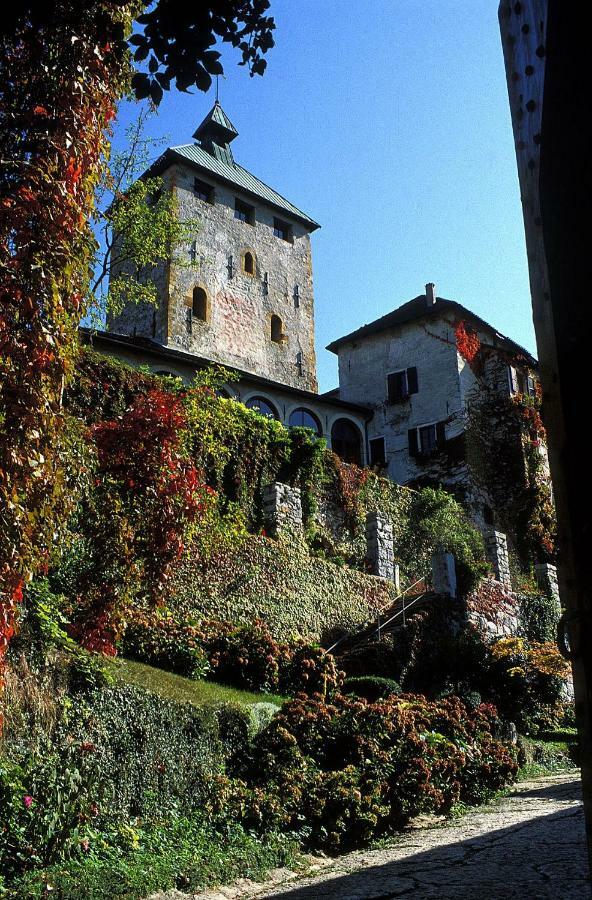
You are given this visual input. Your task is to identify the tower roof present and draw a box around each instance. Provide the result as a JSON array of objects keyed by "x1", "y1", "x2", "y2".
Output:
[
  {"x1": 192, "y1": 101, "x2": 238, "y2": 165},
  {"x1": 192, "y1": 101, "x2": 238, "y2": 143}
]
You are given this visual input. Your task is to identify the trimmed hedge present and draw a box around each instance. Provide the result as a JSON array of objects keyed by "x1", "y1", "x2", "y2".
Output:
[{"x1": 65, "y1": 683, "x2": 248, "y2": 818}]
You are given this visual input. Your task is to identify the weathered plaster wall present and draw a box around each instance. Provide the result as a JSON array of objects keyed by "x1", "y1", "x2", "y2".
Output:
[{"x1": 336, "y1": 314, "x2": 462, "y2": 485}]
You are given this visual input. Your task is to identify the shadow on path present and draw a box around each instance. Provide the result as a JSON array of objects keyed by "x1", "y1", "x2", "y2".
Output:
[{"x1": 260, "y1": 779, "x2": 589, "y2": 899}]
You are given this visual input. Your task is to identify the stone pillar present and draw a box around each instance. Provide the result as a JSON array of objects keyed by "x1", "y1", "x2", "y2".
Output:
[
  {"x1": 365, "y1": 511, "x2": 394, "y2": 580},
  {"x1": 535, "y1": 562, "x2": 560, "y2": 608},
  {"x1": 262, "y1": 482, "x2": 302, "y2": 537},
  {"x1": 393, "y1": 563, "x2": 401, "y2": 594},
  {"x1": 484, "y1": 529, "x2": 512, "y2": 589},
  {"x1": 432, "y1": 552, "x2": 457, "y2": 598}
]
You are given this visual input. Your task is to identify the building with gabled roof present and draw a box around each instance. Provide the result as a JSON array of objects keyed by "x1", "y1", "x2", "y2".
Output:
[{"x1": 100, "y1": 101, "x2": 549, "y2": 575}]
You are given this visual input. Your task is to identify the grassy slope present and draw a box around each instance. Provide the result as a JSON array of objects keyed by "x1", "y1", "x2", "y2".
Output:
[{"x1": 106, "y1": 656, "x2": 286, "y2": 708}]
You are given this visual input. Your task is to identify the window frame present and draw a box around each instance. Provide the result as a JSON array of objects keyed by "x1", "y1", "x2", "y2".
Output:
[
  {"x1": 244, "y1": 396, "x2": 280, "y2": 420},
  {"x1": 273, "y1": 217, "x2": 293, "y2": 242},
  {"x1": 193, "y1": 177, "x2": 215, "y2": 204},
  {"x1": 191, "y1": 285, "x2": 209, "y2": 322},
  {"x1": 234, "y1": 197, "x2": 255, "y2": 225},
  {"x1": 408, "y1": 421, "x2": 446, "y2": 459},
  {"x1": 369, "y1": 436, "x2": 387, "y2": 467},
  {"x1": 387, "y1": 366, "x2": 418, "y2": 404},
  {"x1": 288, "y1": 407, "x2": 322, "y2": 436}
]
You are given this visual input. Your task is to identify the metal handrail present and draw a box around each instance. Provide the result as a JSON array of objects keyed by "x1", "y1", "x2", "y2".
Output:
[{"x1": 325, "y1": 576, "x2": 428, "y2": 655}]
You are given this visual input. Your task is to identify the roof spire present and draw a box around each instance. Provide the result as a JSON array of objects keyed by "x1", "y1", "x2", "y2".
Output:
[{"x1": 192, "y1": 101, "x2": 238, "y2": 165}]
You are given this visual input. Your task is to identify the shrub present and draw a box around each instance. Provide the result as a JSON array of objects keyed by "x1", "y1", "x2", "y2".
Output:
[
  {"x1": 342, "y1": 675, "x2": 401, "y2": 702},
  {"x1": 279, "y1": 643, "x2": 344, "y2": 698},
  {"x1": 8, "y1": 818, "x2": 299, "y2": 900},
  {"x1": 518, "y1": 591, "x2": 560, "y2": 643},
  {"x1": 0, "y1": 743, "x2": 101, "y2": 880},
  {"x1": 64, "y1": 683, "x2": 248, "y2": 820},
  {"x1": 239, "y1": 692, "x2": 518, "y2": 852},
  {"x1": 121, "y1": 615, "x2": 344, "y2": 699},
  {"x1": 122, "y1": 615, "x2": 210, "y2": 679}
]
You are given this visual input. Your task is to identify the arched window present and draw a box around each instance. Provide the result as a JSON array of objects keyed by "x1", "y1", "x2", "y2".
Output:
[
  {"x1": 245, "y1": 396, "x2": 279, "y2": 419},
  {"x1": 331, "y1": 418, "x2": 362, "y2": 465},
  {"x1": 270, "y1": 314, "x2": 284, "y2": 343},
  {"x1": 192, "y1": 286, "x2": 208, "y2": 321},
  {"x1": 288, "y1": 407, "x2": 322, "y2": 436},
  {"x1": 243, "y1": 251, "x2": 255, "y2": 275}
]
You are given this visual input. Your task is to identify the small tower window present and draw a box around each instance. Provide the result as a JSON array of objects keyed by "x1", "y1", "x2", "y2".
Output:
[
  {"x1": 235, "y1": 198, "x2": 255, "y2": 224},
  {"x1": 242, "y1": 251, "x2": 255, "y2": 276},
  {"x1": 273, "y1": 217, "x2": 293, "y2": 242},
  {"x1": 270, "y1": 314, "x2": 285, "y2": 344},
  {"x1": 194, "y1": 178, "x2": 214, "y2": 203},
  {"x1": 293, "y1": 285, "x2": 300, "y2": 308},
  {"x1": 192, "y1": 286, "x2": 209, "y2": 321}
]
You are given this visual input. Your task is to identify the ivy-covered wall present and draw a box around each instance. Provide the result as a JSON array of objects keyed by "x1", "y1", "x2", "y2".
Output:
[
  {"x1": 53, "y1": 349, "x2": 488, "y2": 646},
  {"x1": 169, "y1": 533, "x2": 398, "y2": 642}
]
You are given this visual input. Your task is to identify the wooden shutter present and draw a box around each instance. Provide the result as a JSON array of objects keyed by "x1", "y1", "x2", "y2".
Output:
[
  {"x1": 508, "y1": 366, "x2": 519, "y2": 394},
  {"x1": 436, "y1": 421, "x2": 446, "y2": 448},
  {"x1": 407, "y1": 366, "x2": 418, "y2": 394},
  {"x1": 408, "y1": 428, "x2": 419, "y2": 457},
  {"x1": 387, "y1": 373, "x2": 400, "y2": 404}
]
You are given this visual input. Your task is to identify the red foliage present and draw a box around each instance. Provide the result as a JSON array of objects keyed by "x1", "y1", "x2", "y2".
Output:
[
  {"x1": 69, "y1": 390, "x2": 215, "y2": 655},
  {"x1": 0, "y1": 6, "x2": 132, "y2": 717},
  {"x1": 455, "y1": 320, "x2": 482, "y2": 369}
]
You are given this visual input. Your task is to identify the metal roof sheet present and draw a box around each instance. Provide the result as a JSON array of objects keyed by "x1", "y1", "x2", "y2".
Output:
[{"x1": 168, "y1": 143, "x2": 320, "y2": 231}]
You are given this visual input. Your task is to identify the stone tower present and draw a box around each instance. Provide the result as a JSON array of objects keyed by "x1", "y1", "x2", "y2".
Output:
[{"x1": 108, "y1": 101, "x2": 320, "y2": 392}]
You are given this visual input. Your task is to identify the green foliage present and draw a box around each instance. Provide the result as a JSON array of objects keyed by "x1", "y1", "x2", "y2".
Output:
[
  {"x1": 8, "y1": 820, "x2": 297, "y2": 900},
  {"x1": 362, "y1": 598, "x2": 569, "y2": 735},
  {"x1": 64, "y1": 683, "x2": 242, "y2": 820},
  {"x1": 0, "y1": 743, "x2": 102, "y2": 879},
  {"x1": 90, "y1": 111, "x2": 201, "y2": 323},
  {"x1": 466, "y1": 387, "x2": 556, "y2": 563},
  {"x1": 106, "y1": 657, "x2": 285, "y2": 709},
  {"x1": 398, "y1": 488, "x2": 488, "y2": 593},
  {"x1": 169, "y1": 533, "x2": 397, "y2": 642},
  {"x1": 518, "y1": 591, "x2": 560, "y2": 643},
  {"x1": 122, "y1": 616, "x2": 344, "y2": 698}
]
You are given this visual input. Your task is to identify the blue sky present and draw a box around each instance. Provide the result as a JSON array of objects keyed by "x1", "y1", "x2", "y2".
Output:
[{"x1": 112, "y1": 0, "x2": 533, "y2": 393}]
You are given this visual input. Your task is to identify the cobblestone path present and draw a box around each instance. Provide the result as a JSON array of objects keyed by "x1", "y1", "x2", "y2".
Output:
[{"x1": 160, "y1": 774, "x2": 590, "y2": 900}]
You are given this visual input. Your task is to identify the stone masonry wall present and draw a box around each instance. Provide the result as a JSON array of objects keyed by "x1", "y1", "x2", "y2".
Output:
[
  {"x1": 365, "y1": 511, "x2": 394, "y2": 581},
  {"x1": 168, "y1": 164, "x2": 317, "y2": 391},
  {"x1": 262, "y1": 482, "x2": 303, "y2": 538}
]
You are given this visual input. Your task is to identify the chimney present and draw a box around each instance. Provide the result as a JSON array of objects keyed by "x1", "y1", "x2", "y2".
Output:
[{"x1": 425, "y1": 283, "x2": 437, "y2": 306}]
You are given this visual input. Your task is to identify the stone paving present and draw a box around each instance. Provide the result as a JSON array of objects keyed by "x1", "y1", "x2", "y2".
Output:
[{"x1": 173, "y1": 774, "x2": 590, "y2": 900}]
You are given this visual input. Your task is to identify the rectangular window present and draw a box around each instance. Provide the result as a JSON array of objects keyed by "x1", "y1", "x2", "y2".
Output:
[
  {"x1": 273, "y1": 217, "x2": 293, "y2": 242},
  {"x1": 419, "y1": 424, "x2": 438, "y2": 455},
  {"x1": 234, "y1": 198, "x2": 255, "y2": 224},
  {"x1": 408, "y1": 421, "x2": 446, "y2": 458},
  {"x1": 387, "y1": 366, "x2": 418, "y2": 404},
  {"x1": 194, "y1": 178, "x2": 214, "y2": 203},
  {"x1": 369, "y1": 437, "x2": 386, "y2": 467}
]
